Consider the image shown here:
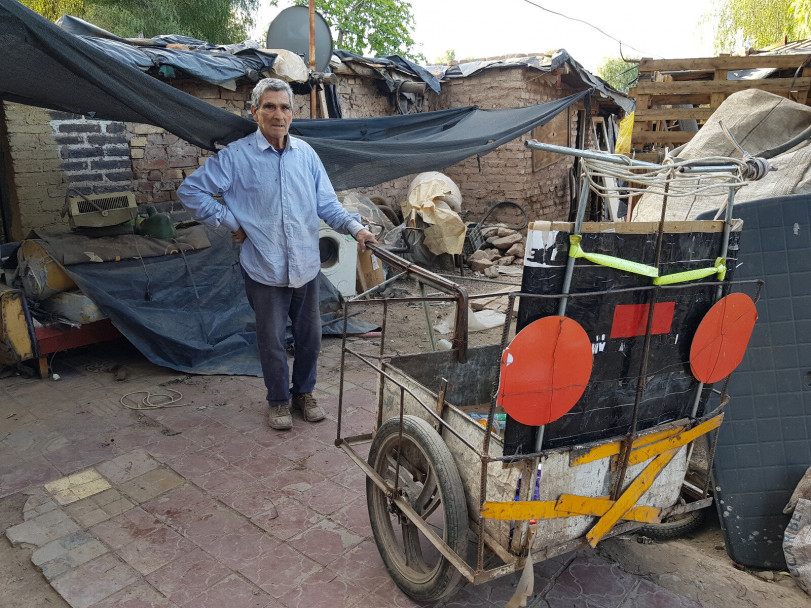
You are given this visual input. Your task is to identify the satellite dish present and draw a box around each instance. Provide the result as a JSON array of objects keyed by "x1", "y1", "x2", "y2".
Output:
[{"x1": 266, "y1": 6, "x2": 334, "y2": 73}]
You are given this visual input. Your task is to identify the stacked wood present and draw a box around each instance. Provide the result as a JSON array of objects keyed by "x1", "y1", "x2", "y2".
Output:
[{"x1": 628, "y1": 49, "x2": 811, "y2": 153}]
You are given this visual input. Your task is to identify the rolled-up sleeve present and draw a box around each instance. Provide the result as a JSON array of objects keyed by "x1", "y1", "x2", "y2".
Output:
[{"x1": 177, "y1": 153, "x2": 240, "y2": 232}]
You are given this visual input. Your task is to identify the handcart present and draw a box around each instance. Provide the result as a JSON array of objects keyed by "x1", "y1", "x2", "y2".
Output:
[{"x1": 334, "y1": 144, "x2": 767, "y2": 603}]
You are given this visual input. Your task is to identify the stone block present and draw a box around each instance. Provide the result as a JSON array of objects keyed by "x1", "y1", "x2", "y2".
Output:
[
  {"x1": 51, "y1": 553, "x2": 139, "y2": 608},
  {"x1": 128, "y1": 137, "x2": 148, "y2": 148},
  {"x1": 6, "y1": 508, "x2": 80, "y2": 548},
  {"x1": 32, "y1": 530, "x2": 108, "y2": 580},
  {"x1": 470, "y1": 258, "x2": 494, "y2": 272},
  {"x1": 491, "y1": 233, "x2": 523, "y2": 250},
  {"x1": 506, "y1": 242, "x2": 525, "y2": 258},
  {"x1": 119, "y1": 467, "x2": 184, "y2": 504}
]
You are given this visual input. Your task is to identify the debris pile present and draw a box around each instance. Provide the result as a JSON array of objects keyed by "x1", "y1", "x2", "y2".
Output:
[{"x1": 464, "y1": 225, "x2": 526, "y2": 278}]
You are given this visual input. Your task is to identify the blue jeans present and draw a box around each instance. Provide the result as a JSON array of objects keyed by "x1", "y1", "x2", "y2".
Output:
[{"x1": 244, "y1": 273, "x2": 321, "y2": 406}]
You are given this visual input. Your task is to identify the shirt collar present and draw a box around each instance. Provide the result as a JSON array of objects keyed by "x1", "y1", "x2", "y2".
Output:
[{"x1": 254, "y1": 129, "x2": 297, "y2": 153}]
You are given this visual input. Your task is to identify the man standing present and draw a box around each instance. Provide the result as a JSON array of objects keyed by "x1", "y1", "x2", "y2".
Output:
[{"x1": 178, "y1": 78, "x2": 377, "y2": 430}]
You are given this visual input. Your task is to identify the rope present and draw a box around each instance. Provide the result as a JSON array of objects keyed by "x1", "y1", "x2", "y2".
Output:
[
  {"x1": 581, "y1": 154, "x2": 751, "y2": 201},
  {"x1": 120, "y1": 388, "x2": 185, "y2": 410}
]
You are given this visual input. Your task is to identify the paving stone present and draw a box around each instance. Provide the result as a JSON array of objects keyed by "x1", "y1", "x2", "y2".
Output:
[
  {"x1": 190, "y1": 573, "x2": 276, "y2": 608},
  {"x1": 89, "y1": 507, "x2": 164, "y2": 550},
  {"x1": 6, "y1": 507, "x2": 81, "y2": 548},
  {"x1": 287, "y1": 518, "x2": 364, "y2": 567},
  {"x1": 331, "y1": 539, "x2": 395, "y2": 593},
  {"x1": 281, "y1": 567, "x2": 369, "y2": 608},
  {"x1": 95, "y1": 449, "x2": 160, "y2": 484},
  {"x1": 237, "y1": 540, "x2": 323, "y2": 599},
  {"x1": 22, "y1": 493, "x2": 59, "y2": 520},
  {"x1": 116, "y1": 526, "x2": 197, "y2": 575},
  {"x1": 51, "y1": 553, "x2": 140, "y2": 608},
  {"x1": 32, "y1": 530, "x2": 108, "y2": 580},
  {"x1": 0, "y1": 455, "x2": 62, "y2": 498},
  {"x1": 45, "y1": 469, "x2": 112, "y2": 505},
  {"x1": 43, "y1": 440, "x2": 118, "y2": 476},
  {"x1": 118, "y1": 467, "x2": 184, "y2": 504},
  {"x1": 65, "y1": 492, "x2": 129, "y2": 529},
  {"x1": 145, "y1": 547, "x2": 232, "y2": 606},
  {"x1": 88, "y1": 580, "x2": 180, "y2": 608},
  {"x1": 252, "y1": 496, "x2": 324, "y2": 541}
]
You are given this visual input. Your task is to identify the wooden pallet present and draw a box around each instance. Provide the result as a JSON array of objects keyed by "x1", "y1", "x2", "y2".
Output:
[{"x1": 628, "y1": 50, "x2": 811, "y2": 149}]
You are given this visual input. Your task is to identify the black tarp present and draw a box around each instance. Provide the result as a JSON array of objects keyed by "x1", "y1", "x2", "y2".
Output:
[
  {"x1": 0, "y1": 0, "x2": 590, "y2": 190},
  {"x1": 45, "y1": 228, "x2": 376, "y2": 376}
]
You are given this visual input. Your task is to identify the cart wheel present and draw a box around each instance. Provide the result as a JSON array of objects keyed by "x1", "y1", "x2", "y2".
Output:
[
  {"x1": 367, "y1": 415, "x2": 468, "y2": 602},
  {"x1": 638, "y1": 506, "x2": 707, "y2": 540}
]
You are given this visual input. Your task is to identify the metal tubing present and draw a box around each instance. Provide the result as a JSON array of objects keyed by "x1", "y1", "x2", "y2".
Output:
[
  {"x1": 525, "y1": 141, "x2": 660, "y2": 167},
  {"x1": 557, "y1": 176, "x2": 591, "y2": 316},
  {"x1": 420, "y1": 280, "x2": 438, "y2": 352},
  {"x1": 368, "y1": 244, "x2": 469, "y2": 361}
]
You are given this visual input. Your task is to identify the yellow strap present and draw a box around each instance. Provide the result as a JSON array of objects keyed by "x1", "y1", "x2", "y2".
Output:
[
  {"x1": 569, "y1": 236, "x2": 727, "y2": 284},
  {"x1": 569, "y1": 235, "x2": 659, "y2": 278},
  {"x1": 654, "y1": 258, "x2": 727, "y2": 285}
]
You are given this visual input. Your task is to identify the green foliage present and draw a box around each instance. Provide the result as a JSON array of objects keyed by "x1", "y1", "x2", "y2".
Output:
[
  {"x1": 21, "y1": 0, "x2": 261, "y2": 44},
  {"x1": 596, "y1": 56, "x2": 638, "y2": 93},
  {"x1": 288, "y1": 0, "x2": 423, "y2": 61},
  {"x1": 711, "y1": 0, "x2": 811, "y2": 52},
  {"x1": 434, "y1": 49, "x2": 456, "y2": 65}
]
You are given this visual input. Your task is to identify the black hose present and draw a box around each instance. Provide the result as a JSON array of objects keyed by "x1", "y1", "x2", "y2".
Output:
[{"x1": 757, "y1": 123, "x2": 811, "y2": 159}]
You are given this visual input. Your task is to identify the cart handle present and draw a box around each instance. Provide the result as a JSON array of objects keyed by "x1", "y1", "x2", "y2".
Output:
[{"x1": 366, "y1": 243, "x2": 470, "y2": 362}]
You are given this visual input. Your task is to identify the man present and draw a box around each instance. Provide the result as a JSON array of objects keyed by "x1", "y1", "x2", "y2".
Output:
[{"x1": 178, "y1": 77, "x2": 377, "y2": 430}]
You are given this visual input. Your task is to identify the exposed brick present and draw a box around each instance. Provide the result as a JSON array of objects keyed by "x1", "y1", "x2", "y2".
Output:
[
  {"x1": 60, "y1": 146, "x2": 103, "y2": 160},
  {"x1": 104, "y1": 145, "x2": 131, "y2": 157},
  {"x1": 131, "y1": 124, "x2": 164, "y2": 135},
  {"x1": 90, "y1": 159, "x2": 132, "y2": 171},
  {"x1": 105, "y1": 122, "x2": 126, "y2": 134},
  {"x1": 56, "y1": 122, "x2": 101, "y2": 133},
  {"x1": 130, "y1": 148, "x2": 145, "y2": 159},
  {"x1": 87, "y1": 134, "x2": 127, "y2": 146},
  {"x1": 105, "y1": 171, "x2": 134, "y2": 183}
]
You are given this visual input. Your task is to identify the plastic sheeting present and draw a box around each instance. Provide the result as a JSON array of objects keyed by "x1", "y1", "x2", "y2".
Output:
[
  {"x1": 39, "y1": 228, "x2": 376, "y2": 376},
  {"x1": 0, "y1": 2, "x2": 590, "y2": 190}
]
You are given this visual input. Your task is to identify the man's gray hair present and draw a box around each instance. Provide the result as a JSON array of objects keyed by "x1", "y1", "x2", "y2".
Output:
[{"x1": 251, "y1": 78, "x2": 294, "y2": 108}]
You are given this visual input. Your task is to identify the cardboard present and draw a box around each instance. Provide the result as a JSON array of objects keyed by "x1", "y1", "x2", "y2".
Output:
[{"x1": 356, "y1": 247, "x2": 385, "y2": 292}]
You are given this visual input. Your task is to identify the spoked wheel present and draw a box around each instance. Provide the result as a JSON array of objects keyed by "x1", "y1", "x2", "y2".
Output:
[{"x1": 367, "y1": 415, "x2": 469, "y2": 602}]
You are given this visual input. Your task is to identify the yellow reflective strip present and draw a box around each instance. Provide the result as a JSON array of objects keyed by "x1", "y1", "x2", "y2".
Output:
[
  {"x1": 586, "y1": 448, "x2": 679, "y2": 547},
  {"x1": 555, "y1": 494, "x2": 661, "y2": 523},
  {"x1": 569, "y1": 235, "x2": 659, "y2": 278},
  {"x1": 570, "y1": 424, "x2": 687, "y2": 467},
  {"x1": 653, "y1": 258, "x2": 727, "y2": 285},
  {"x1": 627, "y1": 414, "x2": 723, "y2": 465},
  {"x1": 480, "y1": 500, "x2": 560, "y2": 521}
]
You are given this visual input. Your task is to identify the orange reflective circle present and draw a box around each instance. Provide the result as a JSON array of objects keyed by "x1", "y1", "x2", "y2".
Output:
[
  {"x1": 690, "y1": 293, "x2": 758, "y2": 384},
  {"x1": 497, "y1": 316, "x2": 593, "y2": 427}
]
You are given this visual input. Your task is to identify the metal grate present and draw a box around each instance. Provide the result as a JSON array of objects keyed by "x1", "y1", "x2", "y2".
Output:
[{"x1": 75, "y1": 194, "x2": 132, "y2": 213}]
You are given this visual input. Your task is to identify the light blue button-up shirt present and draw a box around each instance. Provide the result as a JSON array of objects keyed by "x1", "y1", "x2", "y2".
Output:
[{"x1": 177, "y1": 130, "x2": 363, "y2": 288}]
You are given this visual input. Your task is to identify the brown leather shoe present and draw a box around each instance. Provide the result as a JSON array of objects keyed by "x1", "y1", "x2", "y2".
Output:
[
  {"x1": 291, "y1": 393, "x2": 325, "y2": 422},
  {"x1": 268, "y1": 404, "x2": 293, "y2": 430}
]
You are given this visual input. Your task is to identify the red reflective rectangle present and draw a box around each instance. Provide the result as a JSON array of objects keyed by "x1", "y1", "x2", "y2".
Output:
[{"x1": 610, "y1": 302, "x2": 675, "y2": 338}]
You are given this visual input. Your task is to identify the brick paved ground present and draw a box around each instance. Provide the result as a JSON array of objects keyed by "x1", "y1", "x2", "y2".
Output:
[{"x1": 1, "y1": 340, "x2": 703, "y2": 607}]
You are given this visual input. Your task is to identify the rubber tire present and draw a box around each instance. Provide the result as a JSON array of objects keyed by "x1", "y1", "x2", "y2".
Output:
[
  {"x1": 367, "y1": 415, "x2": 468, "y2": 602},
  {"x1": 638, "y1": 505, "x2": 707, "y2": 540}
]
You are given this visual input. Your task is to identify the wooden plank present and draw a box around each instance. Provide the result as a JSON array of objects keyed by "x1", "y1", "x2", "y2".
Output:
[
  {"x1": 570, "y1": 424, "x2": 687, "y2": 467},
  {"x1": 635, "y1": 77, "x2": 811, "y2": 95},
  {"x1": 626, "y1": 414, "x2": 724, "y2": 466},
  {"x1": 631, "y1": 131, "x2": 697, "y2": 145},
  {"x1": 634, "y1": 108, "x2": 715, "y2": 121},
  {"x1": 638, "y1": 54, "x2": 811, "y2": 72},
  {"x1": 636, "y1": 94, "x2": 712, "y2": 106},
  {"x1": 555, "y1": 494, "x2": 661, "y2": 523},
  {"x1": 586, "y1": 447, "x2": 679, "y2": 547}
]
